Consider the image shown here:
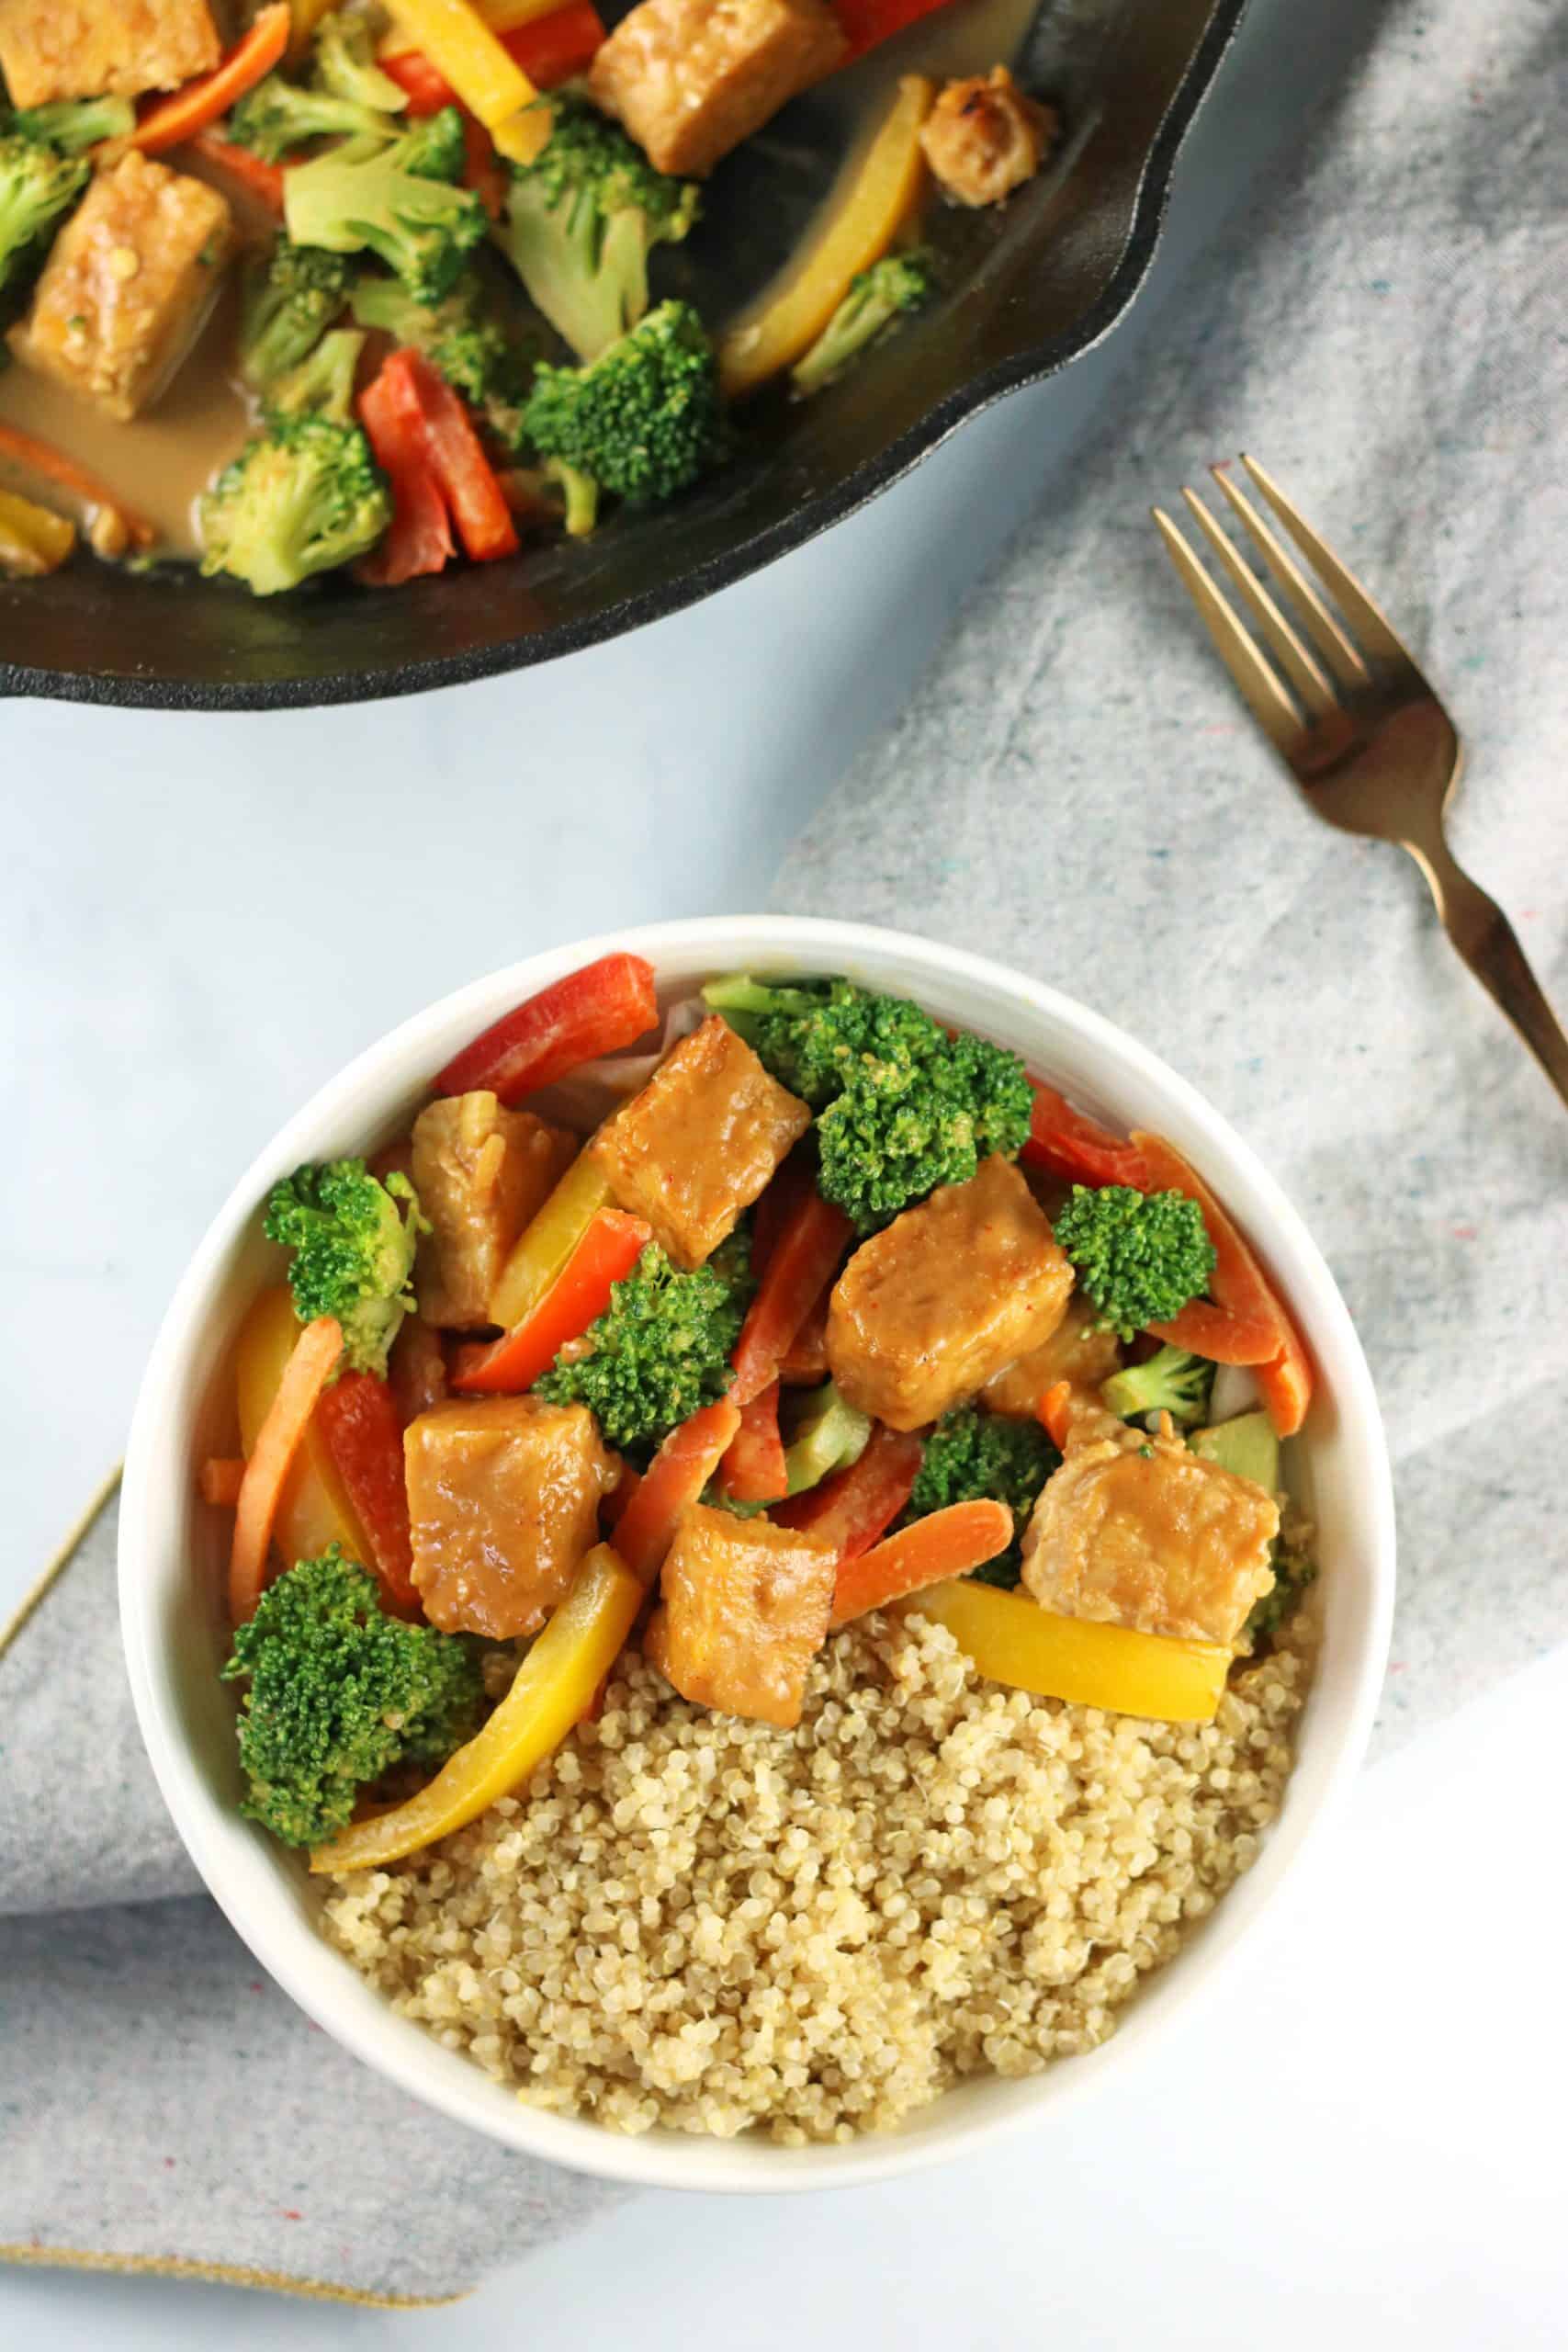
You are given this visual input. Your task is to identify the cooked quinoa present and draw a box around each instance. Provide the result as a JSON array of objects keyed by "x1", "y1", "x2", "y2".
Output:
[{"x1": 323, "y1": 1609, "x2": 1311, "y2": 2143}]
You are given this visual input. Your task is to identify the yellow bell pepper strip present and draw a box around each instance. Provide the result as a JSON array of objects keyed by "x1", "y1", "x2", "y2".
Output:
[
  {"x1": 310, "y1": 1542, "x2": 642, "y2": 1870},
  {"x1": 897, "y1": 1578, "x2": 1231, "y2": 1724},
  {"x1": 486, "y1": 1146, "x2": 615, "y2": 1329},
  {"x1": 719, "y1": 75, "x2": 934, "y2": 400},
  {"x1": 0, "y1": 485, "x2": 75, "y2": 578},
  {"x1": 235, "y1": 1285, "x2": 371, "y2": 1577},
  {"x1": 230, "y1": 1314, "x2": 344, "y2": 1623},
  {"x1": 288, "y1": 0, "x2": 344, "y2": 60},
  {"x1": 382, "y1": 0, "x2": 553, "y2": 162}
]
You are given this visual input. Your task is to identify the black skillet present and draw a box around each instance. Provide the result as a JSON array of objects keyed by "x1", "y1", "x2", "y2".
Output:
[{"x1": 0, "y1": 0, "x2": 1247, "y2": 710}]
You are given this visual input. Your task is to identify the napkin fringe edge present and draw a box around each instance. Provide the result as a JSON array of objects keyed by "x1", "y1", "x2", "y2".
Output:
[
  {"x1": 1, "y1": 1463, "x2": 123, "y2": 1667},
  {"x1": 0, "y1": 2239, "x2": 464, "y2": 2308}
]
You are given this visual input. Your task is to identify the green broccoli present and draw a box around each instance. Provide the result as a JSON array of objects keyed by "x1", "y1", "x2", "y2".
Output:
[
  {"x1": 266, "y1": 325, "x2": 366, "y2": 422},
  {"x1": 534, "y1": 1233, "x2": 752, "y2": 1455},
  {"x1": 229, "y1": 72, "x2": 400, "y2": 162},
  {"x1": 199, "y1": 408, "x2": 390, "y2": 594},
  {"x1": 223, "y1": 1548, "x2": 484, "y2": 1848},
  {"x1": 903, "y1": 1407, "x2": 1060, "y2": 1589},
  {"x1": 782, "y1": 1380, "x2": 871, "y2": 1496},
  {"x1": 1100, "y1": 1343, "x2": 1216, "y2": 1430},
  {"x1": 522, "y1": 300, "x2": 722, "y2": 526},
  {"x1": 704, "y1": 975, "x2": 1032, "y2": 1233},
  {"x1": 1245, "y1": 1513, "x2": 1318, "y2": 1648},
  {"x1": 6, "y1": 95, "x2": 135, "y2": 154},
  {"x1": 313, "y1": 9, "x2": 412, "y2": 113},
  {"x1": 284, "y1": 107, "x2": 485, "y2": 302},
  {"x1": 349, "y1": 267, "x2": 534, "y2": 451},
  {"x1": 239, "y1": 238, "x2": 353, "y2": 390},
  {"x1": 1054, "y1": 1184, "x2": 1216, "y2": 1343},
  {"x1": 790, "y1": 250, "x2": 936, "y2": 397},
  {"x1": 261, "y1": 1159, "x2": 423, "y2": 1371},
  {"x1": 0, "y1": 135, "x2": 87, "y2": 297},
  {"x1": 497, "y1": 91, "x2": 699, "y2": 362}
]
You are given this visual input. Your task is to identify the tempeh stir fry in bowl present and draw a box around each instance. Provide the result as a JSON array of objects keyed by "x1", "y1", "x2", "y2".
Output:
[
  {"x1": 0, "y1": 0, "x2": 1059, "y2": 590},
  {"x1": 202, "y1": 952, "x2": 1323, "y2": 2143}
]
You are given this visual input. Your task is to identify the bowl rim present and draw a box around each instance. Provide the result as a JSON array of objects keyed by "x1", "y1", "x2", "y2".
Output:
[
  {"x1": 119, "y1": 913, "x2": 1394, "y2": 2191},
  {"x1": 4, "y1": 0, "x2": 1248, "y2": 714}
]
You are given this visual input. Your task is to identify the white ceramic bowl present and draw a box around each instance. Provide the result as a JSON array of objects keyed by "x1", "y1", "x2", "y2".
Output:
[{"x1": 120, "y1": 916, "x2": 1394, "y2": 2193}]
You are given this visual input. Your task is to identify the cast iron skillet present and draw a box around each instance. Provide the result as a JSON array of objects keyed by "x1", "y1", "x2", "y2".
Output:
[{"x1": 0, "y1": 0, "x2": 1247, "y2": 709}]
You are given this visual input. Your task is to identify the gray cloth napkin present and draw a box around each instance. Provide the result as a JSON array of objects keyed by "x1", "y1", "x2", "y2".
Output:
[{"x1": 6, "y1": 0, "x2": 1565, "y2": 2306}]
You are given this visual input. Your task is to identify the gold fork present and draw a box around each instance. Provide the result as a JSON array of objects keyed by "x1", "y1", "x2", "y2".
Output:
[{"x1": 1154, "y1": 455, "x2": 1568, "y2": 1111}]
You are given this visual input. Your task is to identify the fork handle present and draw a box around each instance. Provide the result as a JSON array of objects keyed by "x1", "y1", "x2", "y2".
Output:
[{"x1": 1408, "y1": 836, "x2": 1568, "y2": 1111}]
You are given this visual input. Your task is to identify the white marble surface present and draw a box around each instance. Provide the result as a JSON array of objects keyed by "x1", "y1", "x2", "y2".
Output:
[{"x1": 6, "y1": 0, "x2": 1564, "y2": 2339}]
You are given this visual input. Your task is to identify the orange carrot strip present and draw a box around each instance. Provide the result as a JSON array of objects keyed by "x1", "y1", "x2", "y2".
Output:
[
  {"x1": 229, "y1": 1314, "x2": 343, "y2": 1623},
  {"x1": 1133, "y1": 1132, "x2": 1311, "y2": 1410},
  {"x1": 1256, "y1": 1329, "x2": 1314, "y2": 1441},
  {"x1": 830, "y1": 1499, "x2": 1014, "y2": 1628},
  {"x1": 133, "y1": 6, "x2": 290, "y2": 154},
  {"x1": 716, "y1": 1380, "x2": 787, "y2": 1504},
  {"x1": 1038, "y1": 1380, "x2": 1073, "y2": 1453},
  {"x1": 0, "y1": 423, "x2": 154, "y2": 548},
  {"x1": 190, "y1": 130, "x2": 286, "y2": 212},
  {"x1": 198, "y1": 1456, "x2": 246, "y2": 1507},
  {"x1": 453, "y1": 1207, "x2": 650, "y2": 1394},
  {"x1": 614, "y1": 1398, "x2": 741, "y2": 1587},
  {"x1": 730, "y1": 1187, "x2": 852, "y2": 1407},
  {"x1": 772, "y1": 1422, "x2": 922, "y2": 1559},
  {"x1": 1022, "y1": 1084, "x2": 1148, "y2": 1188}
]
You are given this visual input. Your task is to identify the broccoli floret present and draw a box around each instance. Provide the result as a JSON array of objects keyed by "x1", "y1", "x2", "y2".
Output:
[
  {"x1": 498, "y1": 91, "x2": 699, "y2": 362},
  {"x1": 266, "y1": 325, "x2": 365, "y2": 422},
  {"x1": 285, "y1": 107, "x2": 485, "y2": 302},
  {"x1": 222, "y1": 1548, "x2": 484, "y2": 1848},
  {"x1": 0, "y1": 134, "x2": 87, "y2": 296},
  {"x1": 705, "y1": 976, "x2": 1031, "y2": 1233},
  {"x1": 522, "y1": 300, "x2": 721, "y2": 514},
  {"x1": 313, "y1": 9, "x2": 412, "y2": 113},
  {"x1": 534, "y1": 1233, "x2": 752, "y2": 1455},
  {"x1": 230, "y1": 72, "x2": 399, "y2": 162},
  {"x1": 239, "y1": 238, "x2": 353, "y2": 390},
  {"x1": 261, "y1": 1159, "x2": 423, "y2": 1371},
  {"x1": 1054, "y1": 1184, "x2": 1216, "y2": 1343},
  {"x1": 6, "y1": 95, "x2": 135, "y2": 154},
  {"x1": 1100, "y1": 1343, "x2": 1216, "y2": 1430},
  {"x1": 1245, "y1": 1512, "x2": 1318, "y2": 1648},
  {"x1": 349, "y1": 268, "x2": 533, "y2": 451},
  {"x1": 199, "y1": 410, "x2": 390, "y2": 594},
  {"x1": 791, "y1": 250, "x2": 936, "y2": 397},
  {"x1": 903, "y1": 1408, "x2": 1060, "y2": 1589}
]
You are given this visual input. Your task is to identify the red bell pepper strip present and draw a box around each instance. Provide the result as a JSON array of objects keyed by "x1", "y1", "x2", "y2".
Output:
[
  {"x1": 773, "y1": 1423, "x2": 922, "y2": 1560},
  {"x1": 730, "y1": 1186, "x2": 852, "y2": 1407},
  {"x1": 190, "y1": 130, "x2": 285, "y2": 212},
  {"x1": 1131, "y1": 1131, "x2": 1310, "y2": 1415},
  {"x1": 716, "y1": 1380, "x2": 788, "y2": 1504},
  {"x1": 358, "y1": 360, "x2": 456, "y2": 585},
  {"x1": 830, "y1": 0, "x2": 958, "y2": 62},
  {"x1": 315, "y1": 1371, "x2": 421, "y2": 1615},
  {"x1": 830, "y1": 1499, "x2": 1013, "y2": 1627},
  {"x1": 460, "y1": 111, "x2": 506, "y2": 219},
  {"x1": 379, "y1": 348, "x2": 518, "y2": 564},
  {"x1": 615, "y1": 1398, "x2": 742, "y2": 1587},
  {"x1": 453, "y1": 1207, "x2": 651, "y2": 1394},
  {"x1": 779, "y1": 1288, "x2": 830, "y2": 1385},
  {"x1": 133, "y1": 5, "x2": 290, "y2": 154},
  {"x1": 1022, "y1": 1084, "x2": 1149, "y2": 1189},
  {"x1": 382, "y1": 5, "x2": 606, "y2": 113},
  {"x1": 436, "y1": 952, "x2": 660, "y2": 1104}
]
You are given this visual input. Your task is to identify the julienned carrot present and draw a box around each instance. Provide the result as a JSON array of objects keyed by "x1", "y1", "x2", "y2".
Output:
[
  {"x1": 315, "y1": 1371, "x2": 420, "y2": 1614},
  {"x1": 437, "y1": 953, "x2": 659, "y2": 1105},
  {"x1": 830, "y1": 1499, "x2": 1014, "y2": 1627},
  {"x1": 1038, "y1": 1380, "x2": 1073, "y2": 1453},
  {"x1": 132, "y1": 5, "x2": 290, "y2": 154},
  {"x1": 1022, "y1": 1085, "x2": 1148, "y2": 1188},
  {"x1": 229, "y1": 1315, "x2": 343, "y2": 1623},
  {"x1": 190, "y1": 131, "x2": 286, "y2": 212},
  {"x1": 614, "y1": 1398, "x2": 741, "y2": 1586},
  {"x1": 199, "y1": 1456, "x2": 246, "y2": 1507},
  {"x1": 0, "y1": 423, "x2": 154, "y2": 548},
  {"x1": 717, "y1": 1380, "x2": 787, "y2": 1504},
  {"x1": 1133, "y1": 1132, "x2": 1312, "y2": 1424},
  {"x1": 454, "y1": 1207, "x2": 650, "y2": 1394},
  {"x1": 773, "y1": 1423, "x2": 922, "y2": 1559},
  {"x1": 730, "y1": 1187, "x2": 852, "y2": 1407}
]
